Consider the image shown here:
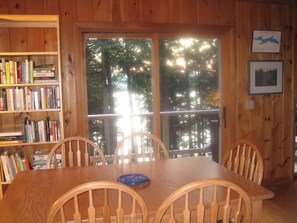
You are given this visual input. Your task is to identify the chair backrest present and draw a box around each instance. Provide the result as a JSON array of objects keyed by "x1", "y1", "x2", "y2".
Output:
[
  {"x1": 113, "y1": 132, "x2": 169, "y2": 164},
  {"x1": 46, "y1": 181, "x2": 149, "y2": 223},
  {"x1": 221, "y1": 139, "x2": 264, "y2": 185},
  {"x1": 46, "y1": 136, "x2": 106, "y2": 169},
  {"x1": 153, "y1": 178, "x2": 252, "y2": 223}
]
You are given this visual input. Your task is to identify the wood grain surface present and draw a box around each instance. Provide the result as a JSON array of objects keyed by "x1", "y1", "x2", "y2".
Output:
[{"x1": 0, "y1": 156, "x2": 273, "y2": 222}]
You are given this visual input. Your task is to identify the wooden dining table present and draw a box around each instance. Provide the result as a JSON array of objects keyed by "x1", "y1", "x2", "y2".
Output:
[{"x1": 0, "y1": 156, "x2": 274, "y2": 222}]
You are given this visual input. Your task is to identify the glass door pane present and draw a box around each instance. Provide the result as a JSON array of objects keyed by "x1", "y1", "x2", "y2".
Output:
[
  {"x1": 159, "y1": 38, "x2": 220, "y2": 161},
  {"x1": 85, "y1": 38, "x2": 153, "y2": 155}
]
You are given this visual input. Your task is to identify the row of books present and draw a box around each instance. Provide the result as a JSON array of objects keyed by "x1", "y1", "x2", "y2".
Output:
[
  {"x1": 0, "y1": 59, "x2": 33, "y2": 84},
  {"x1": 33, "y1": 64, "x2": 57, "y2": 83},
  {"x1": 0, "y1": 151, "x2": 30, "y2": 182},
  {"x1": 0, "y1": 116, "x2": 61, "y2": 145},
  {"x1": 0, "y1": 132, "x2": 23, "y2": 144},
  {"x1": 0, "y1": 86, "x2": 60, "y2": 111},
  {"x1": 0, "y1": 59, "x2": 56, "y2": 85},
  {"x1": 23, "y1": 117, "x2": 62, "y2": 143},
  {"x1": 31, "y1": 151, "x2": 61, "y2": 170}
]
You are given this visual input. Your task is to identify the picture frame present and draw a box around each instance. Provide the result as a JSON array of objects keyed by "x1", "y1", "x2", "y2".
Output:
[
  {"x1": 252, "y1": 30, "x2": 281, "y2": 53},
  {"x1": 249, "y1": 60, "x2": 283, "y2": 95}
]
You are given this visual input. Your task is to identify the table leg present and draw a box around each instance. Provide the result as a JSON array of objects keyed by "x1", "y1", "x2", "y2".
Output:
[{"x1": 251, "y1": 200, "x2": 263, "y2": 223}]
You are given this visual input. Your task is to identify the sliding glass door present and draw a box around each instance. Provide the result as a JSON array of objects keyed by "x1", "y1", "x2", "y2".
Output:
[{"x1": 84, "y1": 34, "x2": 220, "y2": 160}]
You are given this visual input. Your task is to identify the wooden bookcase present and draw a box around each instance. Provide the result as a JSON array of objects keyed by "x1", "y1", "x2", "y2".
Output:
[{"x1": 0, "y1": 15, "x2": 64, "y2": 198}]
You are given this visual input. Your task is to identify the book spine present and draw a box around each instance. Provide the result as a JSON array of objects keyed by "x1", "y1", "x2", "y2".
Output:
[
  {"x1": 33, "y1": 90, "x2": 39, "y2": 110},
  {"x1": 0, "y1": 135, "x2": 23, "y2": 141},
  {"x1": 40, "y1": 87, "x2": 46, "y2": 109},
  {"x1": 34, "y1": 121, "x2": 39, "y2": 142},
  {"x1": 9, "y1": 61, "x2": 15, "y2": 84},
  {"x1": 5, "y1": 61, "x2": 10, "y2": 84},
  {"x1": 11, "y1": 155, "x2": 18, "y2": 175},
  {"x1": 33, "y1": 71, "x2": 55, "y2": 77},
  {"x1": 0, "y1": 58, "x2": 6, "y2": 84},
  {"x1": 17, "y1": 61, "x2": 22, "y2": 84},
  {"x1": 22, "y1": 61, "x2": 26, "y2": 84},
  {"x1": 0, "y1": 155, "x2": 11, "y2": 182},
  {"x1": 23, "y1": 117, "x2": 29, "y2": 143},
  {"x1": 5, "y1": 155, "x2": 14, "y2": 181},
  {"x1": 29, "y1": 60, "x2": 34, "y2": 83},
  {"x1": 25, "y1": 59, "x2": 29, "y2": 84},
  {"x1": 56, "y1": 86, "x2": 60, "y2": 108},
  {"x1": 0, "y1": 157, "x2": 4, "y2": 182},
  {"x1": 52, "y1": 121, "x2": 56, "y2": 141},
  {"x1": 13, "y1": 61, "x2": 17, "y2": 84},
  {"x1": 1, "y1": 89, "x2": 7, "y2": 111},
  {"x1": 7, "y1": 156, "x2": 16, "y2": 179},
  {"x1": 46, "y1": 88, "x2": 52, "y2": 109},
  {"x1": 13, "y1": 154, "x2": 21, "y2": 172},
  {"x1": 19, "y1": 87, "x2": 25, "y2": 110},
  {"x1": 6, "y1": 88, "x2": 14, "y2": 111},
  {"x1": 33, "y1": 77, "x2": 57, "y2": 83},
  {"x1": 13, "y1": 87, "x2": 20, "y2": 110},
  {"x1": 29, "y1": 120, "x2": 34, "y2": 142},
  {"x1": 0, "y1": 89, "x2": 2, "y2": 111},
  {"x1": 46, "y1": 117, "x2": 50, "y2": 141},
  {"x1": 24, "y1": 157, "x2": 30, "y2": 171},
  {"x1": 57, "y1": 120, "x2": 61, "y2": 141},
  {"x1": 25, "y1": 87, "x2": 32, "y2": 110},
  {"x1": 16, "y1": 153, "x2": 24, "y2": 171}
]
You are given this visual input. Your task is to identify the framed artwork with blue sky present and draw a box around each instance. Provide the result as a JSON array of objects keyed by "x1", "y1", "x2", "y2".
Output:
[{"x1": 252, "y1": 30, "x2": 281, "y2": 53}]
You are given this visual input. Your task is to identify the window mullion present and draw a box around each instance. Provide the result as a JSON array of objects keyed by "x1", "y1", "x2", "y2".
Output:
[{"x1": 152, "y1": 33, "x2": 161, "y2": 139}]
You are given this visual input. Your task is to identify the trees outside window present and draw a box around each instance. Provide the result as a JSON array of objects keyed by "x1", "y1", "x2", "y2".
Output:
[
  {"x1": 85, "y1": 35, "x2": 219, "y2": 157},
  {"x1": 159, "y1": 38, "x2": 219, "y2": 153}
]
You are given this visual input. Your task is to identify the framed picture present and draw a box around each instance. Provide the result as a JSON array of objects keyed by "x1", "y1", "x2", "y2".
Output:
[
  {"x1": 252, "y1": 30, "x2": 281, "y2": 53},
  {"x1": 249, "y1": 60, "x2": 283, "y2": 95}
]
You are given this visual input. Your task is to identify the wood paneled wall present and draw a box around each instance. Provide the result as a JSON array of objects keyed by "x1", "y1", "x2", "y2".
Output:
[{"x1": 0, "y1": 0, "x2": 296, "y2": 185}]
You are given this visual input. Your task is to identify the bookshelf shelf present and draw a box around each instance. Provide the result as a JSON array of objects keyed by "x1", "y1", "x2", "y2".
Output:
[
  {"x1": 0, "y1": 83, "x2": 59, "y2": 88},
  {"x1": 0, "y1": 141, "x2": 58, "y2": 148},
  {"x1": 0, "y1": 108, "x2": 61, "y2": 114},
  {"x1": 0, "y1": 14, "x2": 64, "y2": 199},
  {"x1": 0, "y1": 83, "x2": 59, "y2": 87},
  {"x1": 0, "y1": 52, "x2": 59, "y2": 56}
]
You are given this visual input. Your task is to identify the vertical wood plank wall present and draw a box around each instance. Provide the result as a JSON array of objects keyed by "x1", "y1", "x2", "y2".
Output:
[{"x1": 0, "y1": 0, "x2": 296, "y2": 185}]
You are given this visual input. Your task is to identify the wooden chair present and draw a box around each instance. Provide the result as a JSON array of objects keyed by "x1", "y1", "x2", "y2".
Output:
[
  {"x1": 221, "y1": 139, "x2": 264, "y2": 185},
  {"x1": 152, "y1": 178, "x2": 252, "y2": 223},
  {"x1": 46, "y1": 181, "x2": 149, "y2": 223},
  {"x1": 46, "y1": 136, "x2": 106, "y2": 169},
  {"x1": 113, "y1": 132, "x2": 170, "y2": 164}
]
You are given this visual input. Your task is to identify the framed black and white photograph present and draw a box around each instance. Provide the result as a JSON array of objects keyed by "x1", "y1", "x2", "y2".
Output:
[
  {"x1": 249, "y1": 60, "x2": 283, "y2": 95},
  {"x1": 252, "y1": 30, "x2": 281, "y2": 53}
]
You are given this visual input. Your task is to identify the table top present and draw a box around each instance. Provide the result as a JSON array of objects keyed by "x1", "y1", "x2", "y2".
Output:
[{"x1": 0, "y1": 156, "x2": 274, "y2": 222}]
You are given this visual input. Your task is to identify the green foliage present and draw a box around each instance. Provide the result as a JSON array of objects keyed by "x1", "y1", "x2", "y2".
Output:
[{"x1": 85, "y1": 37, "x2": 219, "y2": 152}]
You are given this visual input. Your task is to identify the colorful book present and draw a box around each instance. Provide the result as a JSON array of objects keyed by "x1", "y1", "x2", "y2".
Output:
[
  {"x1": 10, "y1": 155, "x2": 18, "y2": 174},
  {"x1": 7, "y1": 156, "x2": 16, "y2": 179},
  {"x1": 24, "y1": 157, "x2": 30, "y2": 171},
  {"x1": 0, "y1": 158, "x2": 4, "y2": 182},
  {"x1": 17, "y1": 61, "x2": 23, "y2": 84},
  {"x1": 0, "y1": 155, "x2": 11, "y2": 182},
  {"x1": 0, "y1": 132, "x2": 22, "y2": 137},
  {"x1": 0, "y1": 135, "x2": 23, "y2": 141},
  {"x1": 5, "y1": 61, "x2": 10, "y2": 84}
]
